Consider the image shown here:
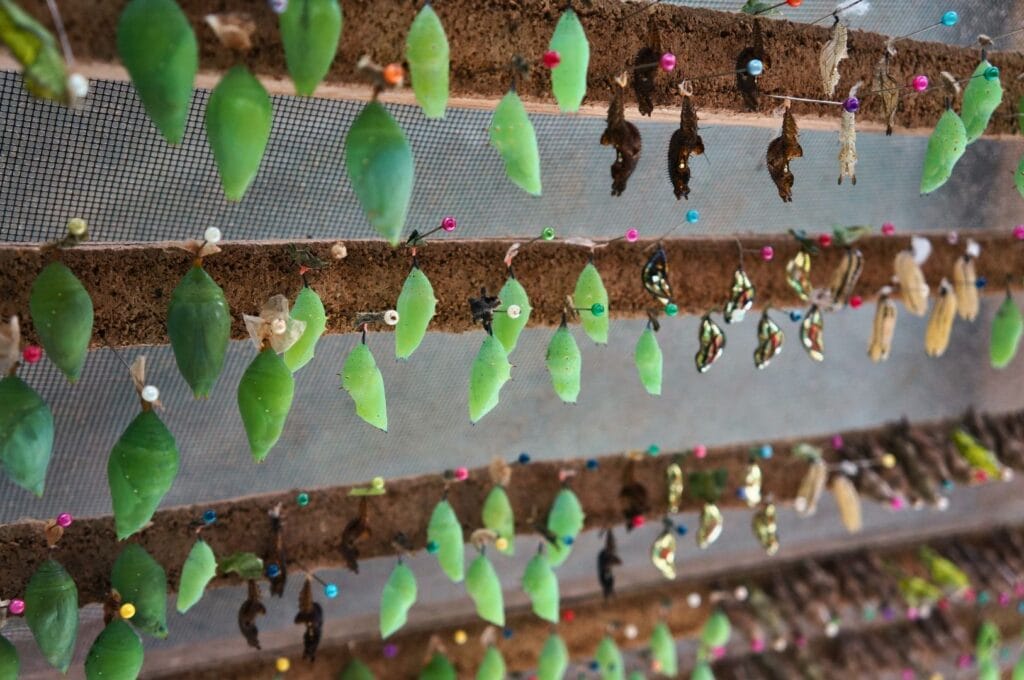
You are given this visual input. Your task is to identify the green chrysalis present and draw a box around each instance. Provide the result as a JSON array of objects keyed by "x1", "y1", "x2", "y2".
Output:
[
  {"x1": 537, "y1": 633, "x2": 569, "y2": 680},
  {"x1": 492, "y1": 275, "x2": 532, "y2": 353},
  {"x1": 30, "y1": 261, "x2": 94, "y2": 382},
  {"x1": 466, "y1": 553, "x2": 505, "y2": 626},
  {"x1": 111, "y1": 544, "x2": 168, "y2": 639},
  {"x1": 650, "y1": 622, "x2": 678, "y2": 677},
  {"x1": 0, "y1": 635, "x2": 17, "y2": 678},
  {"x1": 991, "y1": 291, "x2": 1023, "y2": 369},
  {"x1": 427, "y1": 498, "x2": 464, "y2": 582},
  {"x1": 690, "y1": 661, "x2": 715, "y2": 680},
  {"x1": 0, "y1": 0, "x2": 70, "y2": 104},
  {"x1": 476, "y1": 646, "x2": 506, "y2": 680},
  {"x1": 546, "y1": 488, "x2": 584, "y2": 567},
  {"x1": 405, "y1": 3, "x2": 449, "y2": 119},
  {"x1": 117, "y1": 0, "x2": 198, "y2": 144},
  {"x1": 341, "y1": 340, "x2": 388, "y2": 431},
  {"x1": 237, "y1": 347, "x2": 295, "y2": 462},
  {"x1": 595, "y1": 636, "x2": 624, "y2": 680},
  {"x1": 283, "y1": 285, "x2": 327, "y2": 372},
  {"x1": 700, "y1": 609, "x2": 732, "y2": 649},
  {"x1": 548, "y1": 8, "x2": 590, "y2": 113},
  {"x1": 341, "y1": 660, "x2": 376, "y2": 680},
  {"x1": 167, "y1": 265, "x2": 231, "y2": 398},
  {"x1": 920, "y1": 108, "x2": 967, "y2": 195},
  {"x1": 468, "y1": 334, "x2": 512, "y2": 423},
  {"x1": 546, "y1": 321, "x2": 581, "y2": 403},
  {"x1": 961, "y1": 60, "x2": 1002, "y2": 144},
  {"x1": 919, "y1": 546, "x2": 969, "y2": 593},
  {"x1": 279, "y1": 0, "x2": 342, "y2": 96},
  {"x1": 481, "y1": 486, "x2": 515, "y2": 556},
  {"x1": 634, "y1": 327, "x2": 663, "y2": 396},
  {"x1": 521, "y1": 552, "x2": 559, "y2": 623},
  {"x1": 1016, "y1": 154, "x2": 1024, "y2": 200},
  {"x1": 574, "y1": 262, "x2": 609, "y2": 344},
  {"x1": 108, "y1": 409, "x2": 180, "y2": 540},
  {"x1": 24, "y1": 559, "x2": 78, "y2": 673},
  {"x1": 84, "y1": 619, "x2": 144, "y2": 680},
  {"x1": 420, "y1": 652, "x2": 456, "y2": 680},
  {"x1": 379, "y1": 561, "x2": 418, "y2": 638},
  {"x1": 395, "y1": 263, "x2": 437, "y2": 359},
  {"x1": 489, "y1": 89, "x2": 542, "y2": 196},
  {"x1": 205, "y1": 65, "x2": 273, "y2": 202},
  {"x1": 952, "y1": 428, "x2": 1003, "y2": 478},
  {"x1": 0, "y1": 373, "x2": 54, "y2": 496},
  {"x1": 345, "y1": 101, "x2": 415, "y2": 245},
  {"x1": 176, "y1": 539, "x2": 217, "y2": 614}
]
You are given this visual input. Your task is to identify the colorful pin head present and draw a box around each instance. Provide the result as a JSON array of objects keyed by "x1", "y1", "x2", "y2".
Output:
[
  {"x1": 843, "y1": 97, "x2": 860, "y2": 113},
  {"x1": 660, "y1": 53, "x2": 676, "y2": 72},
  {"x1": 913, "y1": 75, "x2": 929, "y2": 92},
  {"x1": 746, "y1": 59, "x2": 764, "y2": 76},
  {"x1": 542, "y1": 51, "x2": 561, "y2": 69},
  {"x1": 941, "y1": 10, "x2": 958, "y2": 26},
  {"x1": 686, "y1": 210, "x2": 700, "y2": 224}
]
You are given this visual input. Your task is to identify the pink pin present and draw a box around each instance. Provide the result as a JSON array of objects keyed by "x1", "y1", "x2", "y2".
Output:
[
  {"x1": 1014, "y1": 224, "x2": 1024, "y2": 240},
  {"x1": 751, "y1": 638, "x2": 765, "y2": 653},
  {"x1": 659, "y1": 52, "x2": 677, "y2": 72},
  {"x1": 453, "y1": 467, "x2": 469, "y2": 482},
  {"x1": 760, "y1": 246, "x2": 774, "y2": 261},
  {"x1": 8, "y1": 599, "x2": 24, "y2": 615},
  {"x1": 22, "y1": 345, "x2": 42, "y2": 364},
  {"x1": 56, "y1": 512, "x2": 73, "y2": 528},
  {"x1": 625, "y1": 228, "x2": 639, "y2": 243},
  {"x1": 831, "y1": 435, "x2": 844, "y2": 450},
  {"x1": 849, "y1": 295, "x2": 863, "y2": 309},
  {"x1": 693, "y1": 444, "x2": 708, "y2": 459},
  {"x1": 881, "y1": 222, "x2": 896, "y2": 236},
  {"x1": 630, "y1": 515, "x2": 646, "y2": 529},
  {"x1": 441, "y1": 216, "x2": 457, "y2": 232},
  {"x1": 912, "y1": 75, "x2": 929, "y2": 92},
  {"x1": 890, "y1": 496, "x2": 906, "y2": 510},
  {"x1": 542, "y1": 51, "x2": 561, "y2": 69}
]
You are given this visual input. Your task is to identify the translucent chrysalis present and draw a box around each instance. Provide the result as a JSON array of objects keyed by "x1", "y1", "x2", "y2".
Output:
[
  {"x1": 342, "y1": 339, "x2": 388, "y2": 430},
  {"x1": 546, "y1": 487, "x2": 585, "y2": 567},
  {"x1": 537, "y1": 633, "x2": 569, "y2": 680},
  {"x1": 117, "y1": 0, "x2": 198, "y2": 144},
  {"x1": 279, "y1": 0, "x2": 343, "y2": 96},
  {"x1": 477, "y1": 646, "x2": 506, "y2": 680},
  {"x1": 107, "y1": 409, "x2": 180, "y2": 540},
  {"x1": 634, "y1": 325, "x2": 663, "y2": 395},
  {"x1": 489, "y1": 89, "x2": 542, "y2": 196},
  {"x1": 345, "y1": 101, "x2": 415, "y2": 244},
  {"x1": 961, "y1": 59, "x2": 1002, "y2": 144},
  {"x1": 546, "y1": 320, "x2": 582, "y2": 403},
  {"x1": 379, "y1": 561, "x2": 418, "y2": 638},
  {"x1": 84, "y1": 619, "x2": 144, "y2": 680},
  {"x1": 649, "y1": 622, "x2": 678, "y2": 677},
  {"x1": 177, "y1": 539, "x2": 217, "y2": 614},
  {"x1": 0, "y1": 372, "x2": 54, "y2": 496},
  {"x1": 427, "y1": 498, "x2": 464, "y2": 582},
  {"x1": 421, "y1": 652, "x2": 456, "y2": 680},
  {"x1": 24, "y1": 559, "x2": 78, "y2": 673},
  {"x1": 167, "y1": 265, "x2": 231, "y2": 396},
  {"x1": 920, "y1": 108, "x2": 967, "y2": 195},
  {"x1": 205, "y1": 65, "x2": 273, "y2": 202},
  {"x1": 991, "y1": 290, "x2": 1023, "y2": 369},
  {"x1": 521, "y1": 551, "x2": 559, "y2": 622},
  {"x1": 492, "y1": 275, "x2": 532, "y2": 353},
  {"x1": 466, "y1": 553, "x2": 505, "y2": 626},
  {"x1": 395, "y1": 263, "x2": 437, "y2": 359},
  {"x1": 548, "y1": 8, "x2": 590, "y2": 112},
  {"x1": 574, "y1": 261, "x2": 609, "y2": 344},
  {"x1": 482, "y1": 485, "x2": 515, "y2": 556},
  {"x1": 468, "y1": 334, "x2": 512, "y2": 423},
  {"x1": 283, "y1": 285, "x2": 327, "y2": 372},
  {"x1": 238, "y1": 347, "x2": 295, "y2": 461},
  {"x1": 29, "y1": 261, "x2": 94, "y2": 383},
  {"x1": 595, "y1": 636, "x2": 624, "y2": 680},
  {"x1": 112, "y1": 544, "x2": 169, "y2": 638},
  {"x1": 406, "y1": 3, "x2": 450, "y2": 118}
]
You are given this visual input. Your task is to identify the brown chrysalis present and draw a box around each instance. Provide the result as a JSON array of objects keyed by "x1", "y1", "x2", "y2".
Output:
[
  {"x1": 340, "y1": 496, "x2": 371, "y2": 573},
  {"x1": 766, "y1": 103, "x2": 802, "y2": 202},
  {"x1": 736, "y1": 19, "x2": 769, "y2": 110},
  {"x1": 872, "y1": 45, "x2": 900, "y2": 136},
  {"x1": 294, "y1": 576, "x2": 324, "y2": 662},
  {"x1": 597, "y1": 529, "x2": 622, "y2": 599},
  {"x1": 632, "y1": 17, "x2": 662, "y2": 116},
  {"x1": 238, "y1": 580, "x2": 266, "y2": 650},
  {"x1": 600, "y1": 73, "x2": 642, "y2": 196},
  {"x1": 668, "y1": 83, "x2": 704, "y2": 200}
]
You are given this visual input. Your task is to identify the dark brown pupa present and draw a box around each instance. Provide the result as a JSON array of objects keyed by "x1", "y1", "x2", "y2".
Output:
[
  {"x1": 600, "y1": 72, "x2": 642, "y2": 196},
  {"x1": 736, "y1": 19, "x2": 769, "y2": 110},
  {"x1": 767, "y1": 103, "x2": 802, "y2": 202},
  {"x1": 668, "y1": 83, "x2": 704, "y2": 200}
]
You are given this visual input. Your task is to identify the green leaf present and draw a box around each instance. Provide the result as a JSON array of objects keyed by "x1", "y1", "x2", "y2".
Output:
[
  {"x1": 573, "y1": 262, "x2": 609, "y2": 344},
  {"x1": 595, "y1": 636, "x2": 624, "y2": 680},
  {"x1": 177, "y1": 539, "x2": 217, "y2": 613},
  {"x1": 341, "y1": 341, "x2": 388, "y2": 431},
  {"x1": 24, "y1": 559, "x2": 79, "y2": 672},
  {"x1": 111, "y1": 544, "x2": 169, "y2": 639},
  {"x1": 548, "y1": 8, "x2": 590, "y2": 113},
  {"x1": 117, "y1": 0, "x2": 198, "y2": 144},
  {"x1": 279, "y1": 0, "x2": 342, "y2": 96},
  {"x1": 205, "y1": 65, "x2": 273, "y2": 202},
  {"x1": 0, "y1": 0, "x2": 71, "y2": 104},
  {"x1": 395, "y1": 264, "x2": 437, "y2": 360},
  {"x1": 489, "y1": 90, "x2": 542, "y2": 196},
  {"x1": 218, "y1": 552, "x2": 264, "y2": 580},
  {"x1": 85, "y1": 619, "x2": 144, "y2": 680},
  {"x1": 237, "y1": 347, "x2": 295, "y2": 462},
  {"x1": 283, "y1": 285, "x2": 327, "y2": 372},
  {"x1": 0, "y1": 374, "x2": 54, "y2": 496},
  {"x1": 468, "y1": 334, "x2": 512, "y2": 423},
  {"x1": 345, "y1": 101, "x2": 415, "y2": 244},
  {"x1": 537, "y1": 633, "x2": 569, "y2": 680},
  {"x1": 466, "y1": 553, "x2": 505, "y2": 626},
  {"x1": 107, "y1": 410, "x2": 180, "y2": 540},
  {"x1": 521, "y1": 552, "x2": 559, "y2": 623},
  {"x1": 427, "y1": 499, "x2": 464, "y2": 582},
  {"x1": 379, "y1": 561, "x2": 417, "y2": 638},
  {"x1": 405, "y1": 3, "x2": 449, "y2": 118},
  {"x1": 167, "y1": 265, "x2": 231, "y2": 397},
  {"x1": 29, "y1": 261, "x2": 94, "y2": 382},
  {"x1": 476, "y1": 646, "x2": 506, "y2": 680},
  {"x1": 481, "y1": 486, "x2": 515, "y2": 556},
  {"x1": 545, "y1": 488, "x2": 584, "y2": 567}
]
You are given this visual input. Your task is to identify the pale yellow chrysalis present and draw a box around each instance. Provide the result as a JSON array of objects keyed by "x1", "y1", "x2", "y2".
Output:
[
  {"x1": 952, "y1": 239, "x2": 980, "y2": 322},
  {"x1": 868, "y1": 289, "x2": 898, "y2": 363},
  {"x1": 893, "y1": 237, "x2": 931, "y2": 316},
  {"x1": 794, "y1": 457, "x2": 826, "y2": 516},
  {"x1": 837, "y1": 83, "x2": 859, "y2": 185},
  {"x1": 829, "y1": 475, "x2": 862, "y2": 533},
  {"x1": 819, "y1": 20, "x2": 848, "y2": 97},
  {"x1": 924, "y1": 279, "x2": 957, "y2": 358}
]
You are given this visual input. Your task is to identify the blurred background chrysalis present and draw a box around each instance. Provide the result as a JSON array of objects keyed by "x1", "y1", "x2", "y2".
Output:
[
  {"x1": 649, "y1": 622, "x2": 678, "y2": 677},
  {"x1": 595, "y1": 635, "x2": 624, "y2": 680},
  {"x1": 537, "y1": 633, "x2": 569, "y2": 680},
  {"x1": 0, "y1": 635, "x2": 17, "y2": 678},
  {"x1": 29, "y1": 261, "x2": 94, "y2": 383},
  {"x1": 340, "y1": 659, "x2": 375, "y2": 680},
  {"x1": 405, "y1": 2, "x2": 450, "y2": 118},
  {"x1": 548, "y1": 8, "x2": 590, "y2": 113},
  {"x1": 477, "y1": 646, "x2": 506, "y2": 680},
  {"x1": 279, "y1": 0, "x2": 343, "y2": 96},
  {"x1": 420, "y1": 652, "x2": 456, "y2": 680},
  {"x1": 489, "y1": 89, "x2": 542, "y2": 196}
]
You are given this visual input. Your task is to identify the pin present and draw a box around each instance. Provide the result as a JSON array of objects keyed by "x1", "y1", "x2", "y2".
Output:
[
  {"x1": 765, "y1": 93, "x2": 860, "y2": 110},
  {"x1": 630, "y1": 52, "x2": 677, "y2": 72},
  {"x1": 891, "y1": 11, "x2": 959, "y2": 42},
  {"x1": 688, "y1": 59, "x2": 764, "y2": 82},
  {"x1": 406, "y1": 215, "x2": 458, "y2": 247},
  {"x1": 353, "y1": 310, "x2": 400, "y2": 329},
  {"x1": 294, "y1": 561, "x2": 340, "y2": 599},
  {"x1": 987, "y1": 25, "x2": 1024, "y2": 44}
]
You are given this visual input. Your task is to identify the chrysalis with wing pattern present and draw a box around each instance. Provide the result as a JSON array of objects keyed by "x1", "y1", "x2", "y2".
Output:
[
  {"x1": 695, "y1": 314, "x2": 726, "y2": 372},
  {"x1": 279, "y1": 0, "x2": 342, "y2": 96},
  {"x1": 466, "y1": 552, "x2": 505, "y2": 626},
  {"x1": 490, "y1": 89, "x2": 542, "y2": 196},
  {"x1": 754, "y1": 310, "x2": 784, "y2": 369},
  {"x1": 112, "y1": 544, "x2": 169, "y2": 638},
  {"x1": 84, "y1": 619, "x2": 144, "y2": 680},
  {"x1": 800, "y1": 305, "x2": 824, "y2": 361},
  {"x1": 406, "y1": 2, "x2": 449, "y2": 118},
  {"x1": 30, "y1": 261, "x2": 93, "y2": 382},
  {"x1": 24, "y1": 559, "x2": 78, "y2": 673},
  {"x1": 642, "y1": 247, "x2": 674, "y2": 308},
  {"x1": 205, "y1": 66, "x2": 273, "y2": 202}
]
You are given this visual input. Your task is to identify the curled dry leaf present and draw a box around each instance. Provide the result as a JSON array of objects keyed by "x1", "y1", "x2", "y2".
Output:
[
  {"x1": 243, "y1": 295, "x2": 307, "y2": 353},
  {"x1": 204, "y1": 13, "x2": 257, "y2": 52},
  {"x1": 819, "y1": 20, "x2": 849, "y2": 97}
]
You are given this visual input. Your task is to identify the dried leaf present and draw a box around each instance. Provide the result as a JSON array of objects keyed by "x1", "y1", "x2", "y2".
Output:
[
  {"x1": 204, "y1": 13, "x2": 256, "y2": 52},
  {"x1": 0, "y1": 315, "x2": 20, "y2": 374},
  {"x1": 819, "y1": 20, "x2": 848, "y2": 97}
]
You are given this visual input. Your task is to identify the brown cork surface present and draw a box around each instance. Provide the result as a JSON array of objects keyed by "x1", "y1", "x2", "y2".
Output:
[
  {"x1": 2, "y1": 231, "x2": 1020, "y2": 348},
  {"x1": 15, "y1": 0, "x2": 1024, "y2": 135}
]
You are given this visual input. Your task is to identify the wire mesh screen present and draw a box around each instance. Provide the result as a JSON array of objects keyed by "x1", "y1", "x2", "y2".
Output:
[{"x1": 1, "y1": 70, "x2": 1021, "y2": 245}]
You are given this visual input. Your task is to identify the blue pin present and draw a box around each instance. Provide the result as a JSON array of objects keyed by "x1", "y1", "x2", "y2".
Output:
[
  {"x1": 686, "y1": 209, "x2": 700, "y2": 224},
  {"x1": 895, "y1": 10, "x2": 959, "y2": 41}
]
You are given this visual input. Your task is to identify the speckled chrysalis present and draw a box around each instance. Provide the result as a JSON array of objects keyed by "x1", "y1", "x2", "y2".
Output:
[
  {"x1": 111, "y1": 544, "x2": 169, "y2": 638},
  {"x1": 279, "y1": 0, "x2": 342, "y2": 96},
  {"x1": 379, "y1": 561, "x2": 418, "y2": 638},
  {"x1": 465, "y1": 552, "x2": 505, "y2": 626},
  {"x1": 405, "y1": 3, "x2": 449, "y2": 118},
  {"x1": 395, "y1": 262, "x2": 437, "y2": 359},
  {"x1": 341, "y1": 338, "x2": 388, "y2": 431},
  {"x1": 84, "y1": 619, "x2": 144, "y2": 680},
  {"x1": 30, "y1": 261, "x2": 93, "y2": 382},
  {"x1": 545, "y1": 487, "x2": 585, "y2": 567},
  {"x1": 238, "y1": 347, "x2": 295, "y2": 462},
  {"x1": 24, "y1": 559, "x2": 78, "y2": 672},
  {"x1": 108, "y1": 409, "x2": 180, "y2": 540},
  {"x1": 546, "y1": 319, "x2": 582, "y2": 403},
  {"x1": 548, "y1": 8, "x2": 590, "y2": 112},
  {"x1": 489, "y1": 89, "x2": 542, "y2": 196},
  {"x1": 205, "y1": 65, "x2": 273, "y2": 202},
  {"x1": 574, "y1": 261, "x2": 609, "y2": 344},
  {"x1": 427, "y1": 498, "x2": 464, "y2": 582}
]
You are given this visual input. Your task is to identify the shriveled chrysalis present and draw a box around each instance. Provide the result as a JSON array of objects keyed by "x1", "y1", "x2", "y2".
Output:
[
  {"x1": 924, "y1": 279, "x2": 958, "y2": 358},
  {"x1": 893, "y1": 236, "x2": 932, "y2": 316},
  {"x1": 868, "y1": 288, "x2": 898, "y2": 362}
]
